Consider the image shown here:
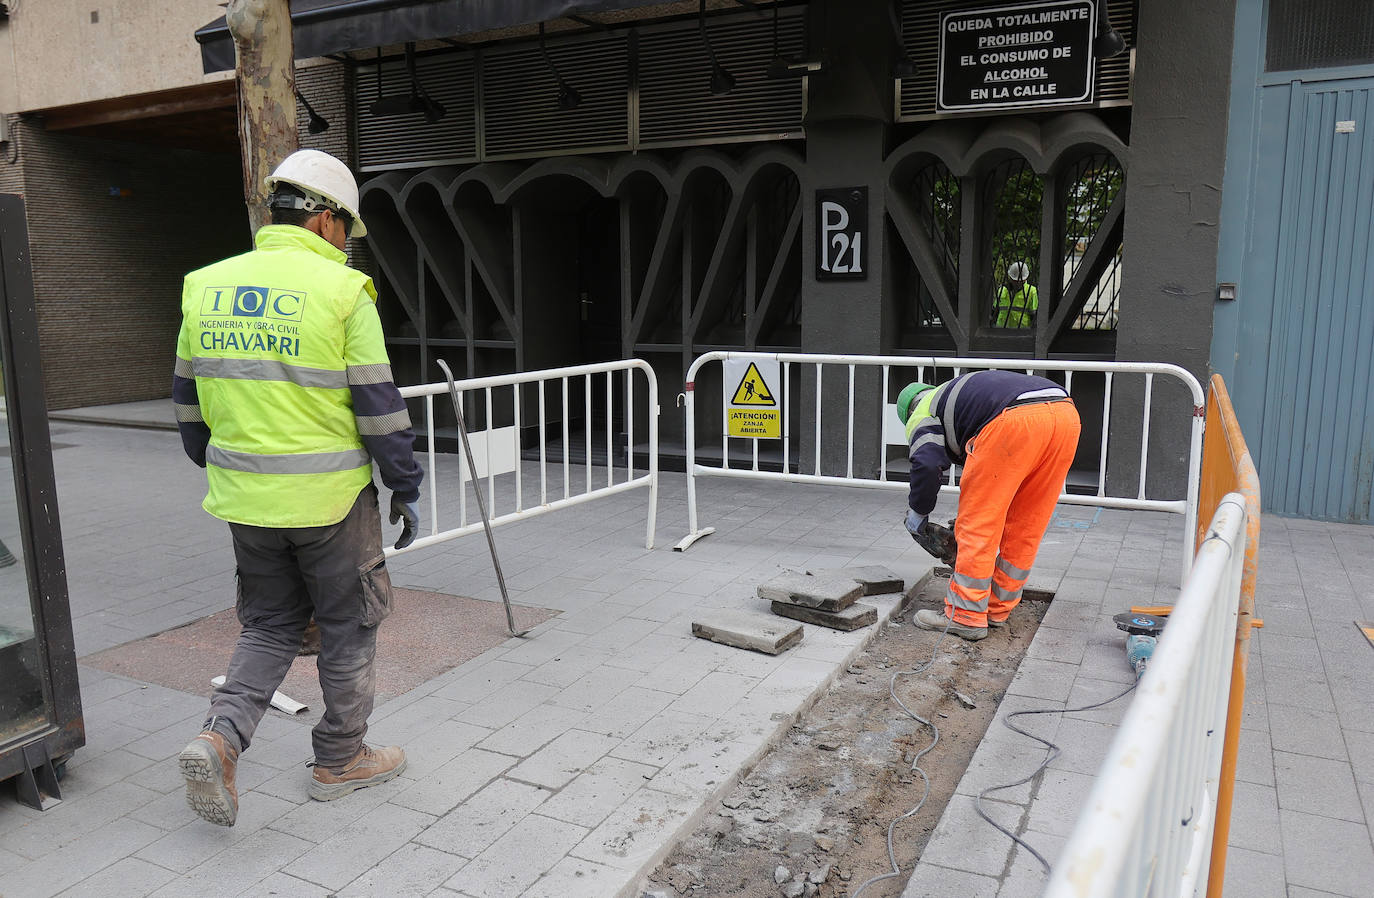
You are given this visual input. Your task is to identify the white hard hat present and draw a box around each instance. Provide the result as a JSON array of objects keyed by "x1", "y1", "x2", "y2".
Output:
[
  {"x1": 1007, "y1": 261, "x2": 1030, "y2": 280},
  {"x1": 264, "y1": 149, "x2": 367, "y2": 238}
]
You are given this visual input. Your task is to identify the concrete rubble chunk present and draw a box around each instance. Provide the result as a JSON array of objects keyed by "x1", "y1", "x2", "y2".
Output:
[
  {"x1": 770, "y1": 600, "x2": 877, "y2": 632},
  {"x1": 838, "y1": 564, "x2": 905, "y2": 595},
  {"x1": 774, "y1": 866, "x2": 791, "y2": 884},
  {"x1": 757, "y1": 571, "x2": 863, "y2": 612},
  {"x1": 692, "y1": 610, "x2": 803, "y2": 655}
]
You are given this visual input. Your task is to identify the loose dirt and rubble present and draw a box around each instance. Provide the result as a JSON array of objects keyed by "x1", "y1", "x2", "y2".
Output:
[{"x1": 645, "y1": 583, "x2": 1047, "y2": 898}]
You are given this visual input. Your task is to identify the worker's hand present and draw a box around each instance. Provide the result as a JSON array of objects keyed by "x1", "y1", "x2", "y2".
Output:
[
  {"x1": 904, "y1": 509, "x2": 927, "y2": 537},
  {"x1": 389, "y1": 496, "x2": 419, "y2": 550}
]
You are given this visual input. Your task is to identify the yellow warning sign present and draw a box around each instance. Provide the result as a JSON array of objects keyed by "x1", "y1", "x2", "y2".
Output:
[
  {"x1": 725, "y1": 359, "x2": 781, "y2": 438},
  {"x1": 730, "y1": 362, "x2": 776, "y2": 406},
  {"x1": 728, "y1": 408, "x2": 780, "y2": 438}
]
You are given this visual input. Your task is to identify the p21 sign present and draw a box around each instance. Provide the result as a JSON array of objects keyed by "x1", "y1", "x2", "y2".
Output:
[{"x1": 816, "y1": 187, "x2": 867, "y2": 280}]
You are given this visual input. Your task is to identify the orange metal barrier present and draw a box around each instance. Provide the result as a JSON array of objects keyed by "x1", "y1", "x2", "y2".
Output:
[{"x1": 1197, "y1": 375, "x2": 1261, "y2": 898}]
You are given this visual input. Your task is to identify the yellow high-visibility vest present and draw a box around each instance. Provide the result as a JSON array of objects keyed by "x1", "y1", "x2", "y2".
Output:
[
  {"x1": 176, "y1": 225, "x2": 388, "y2": 527},
  {"x1": 995, "y1": 284, "x2": 1039, "y2": 328}
]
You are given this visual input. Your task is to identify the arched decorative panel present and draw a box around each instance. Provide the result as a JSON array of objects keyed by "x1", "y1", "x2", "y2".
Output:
[{"x1": 885, "y1": 114, "x2": 1126, "y2": 358}]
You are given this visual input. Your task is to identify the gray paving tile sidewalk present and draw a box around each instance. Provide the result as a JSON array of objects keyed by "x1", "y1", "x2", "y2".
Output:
[
  {"x1": 4, "y1": 418, "x2": 1372, "y2": 897},
  {"x1": 903, "y1": 514, "x2": 1374, "y2": 898}
]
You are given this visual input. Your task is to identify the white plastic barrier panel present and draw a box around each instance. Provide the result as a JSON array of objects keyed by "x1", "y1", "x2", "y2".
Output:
[
  {"x1": 676, "y1": 352, "x2": 1204, "y2": 582},
  {"x1": 388, "y1": 359, "x2": 659, "y2": 556},
  {"x1": 1043, "y1": 494, "x2": 1248, "y2": 898}
]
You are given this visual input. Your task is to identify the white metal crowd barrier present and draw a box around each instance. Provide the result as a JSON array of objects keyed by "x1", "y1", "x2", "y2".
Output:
[
  {"x1": 1043, "y1": 494, "x2": 1248, "y2": 898},
  {"x1": 676, "y1": 351, "x2": 1205, "y2": 582},
  {"x1": 386, "y1": 359, "x2": 659, "y2": 558}
]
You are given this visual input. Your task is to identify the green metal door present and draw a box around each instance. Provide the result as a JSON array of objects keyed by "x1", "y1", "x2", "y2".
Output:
[{"x1": 1236, "y1": 78, "x2": 1374, "y2": 520}]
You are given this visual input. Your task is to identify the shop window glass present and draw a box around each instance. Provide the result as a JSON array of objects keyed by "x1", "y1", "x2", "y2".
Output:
[{"x1": 0, "y1": 367, "x2": 47, "y2": 744}]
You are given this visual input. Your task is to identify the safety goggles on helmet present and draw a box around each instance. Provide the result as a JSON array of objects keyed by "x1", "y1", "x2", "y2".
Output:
[{"x1": 267, "y1": 190, "x2": 355, "y2": 235}]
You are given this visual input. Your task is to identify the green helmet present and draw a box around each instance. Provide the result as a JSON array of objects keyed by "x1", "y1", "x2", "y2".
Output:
[{"x1": 897, "y1": 382, "x2": 934, "y2": 425}]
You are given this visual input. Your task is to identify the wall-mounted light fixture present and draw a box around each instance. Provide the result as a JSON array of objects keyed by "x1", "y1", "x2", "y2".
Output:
[
  {"x1": 294, "y1": 89, "x2": 330, "y2": 134},
  {"x1": 890, "y1": 0, "x2": 917, "y2": 78},
  {"x1": 766, "y1": 1, "x2": 823, "y2": 79},
  {"x1": 698, "y1": 0, "x2": 735, "y2": 95},
  {"x1": 369, "y1": 43, "x2": 447, "y2": 123},
  {"x1": 1095, "y1": 0, "x2": 1127, "y2": 58},
  {"x1": 1217, "y1": 283, "x2": 1237, "y2": 302},
  {"x1": 538, "y1": 22, "x2": 582, "y2": 110}
]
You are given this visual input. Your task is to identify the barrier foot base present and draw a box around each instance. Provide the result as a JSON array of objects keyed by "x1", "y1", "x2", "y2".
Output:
[{"x1": 674, "y1": 527, "x2": 715, "y2": 552}]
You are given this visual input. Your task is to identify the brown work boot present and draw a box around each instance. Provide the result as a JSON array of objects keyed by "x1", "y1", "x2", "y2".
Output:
[
  {"x1": 914, "y1": 608, "x2": 988, "y2": 641},
  {"x1": 988, "y1": 615, "x2": 1009, "y2": 629},
  {"x1": 309, "y1": 744, "x2": 407, "y2": 801},
  {"x1": 178, "y1": 730, "x2": 239, "y2": 826}
]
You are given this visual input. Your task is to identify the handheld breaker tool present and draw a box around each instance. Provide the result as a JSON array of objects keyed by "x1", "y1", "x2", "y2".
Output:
[{"x1": 913, "y1": 518, "x2": 959, "y2": 567}]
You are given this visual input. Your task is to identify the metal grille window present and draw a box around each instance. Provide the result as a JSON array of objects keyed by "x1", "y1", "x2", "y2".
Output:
[
  {"x1": 1061, "y1": 153, "x2": 1123, "y2": 330},
  {"x1": 912, "y1": 161, "x2": 959, "y2": 328},
  {"x1": 1074, "y1": 243, "x2": 1121, "y2": 331},
  {"x1": 1266, "y1": 0, "x2": 1374, "y2": 71},
  {"x1": 983, "y1": 158, "x2": 1043, "y2": 329}
]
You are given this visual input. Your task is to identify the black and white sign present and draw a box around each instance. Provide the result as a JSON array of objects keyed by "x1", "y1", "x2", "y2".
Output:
[
  {"x1": 815, "y1": 187, "x2": 867, "y2": 280},
  {"x1": 938, "y1": 0, "x2": 1096, "y2": 113}
]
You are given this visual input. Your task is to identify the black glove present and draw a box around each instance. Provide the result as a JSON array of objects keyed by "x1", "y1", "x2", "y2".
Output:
[
  {"x1": 389, "y1": 495, "x2": 419, "y2": 550},
  {"x1": 911, "y1": 516, "x2": 958, "y2": 566}
]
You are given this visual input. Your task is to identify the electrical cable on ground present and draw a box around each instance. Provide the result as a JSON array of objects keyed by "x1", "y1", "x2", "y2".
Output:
[
  {"x1": 973, "y1": 679, "x2": 1137, "y2": 873},
  {"x1": 849, "y1": 617, "x2": 951, "y2": 898},
  {"x1": 850, "y1": 611, "x2": 1138, "y2": 895}
]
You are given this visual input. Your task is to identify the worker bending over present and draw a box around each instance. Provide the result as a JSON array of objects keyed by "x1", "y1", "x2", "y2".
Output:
[
  {"x1": 897, "y1": 371, "x2": 1080, "y2": 641},
  {"x1": 173, "y1": 149, "x2": 423, "y2": 825}
]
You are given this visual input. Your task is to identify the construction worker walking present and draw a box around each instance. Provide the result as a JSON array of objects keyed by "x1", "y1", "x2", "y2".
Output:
[
  {"x1": 172, "y1": 149, "x2": 423, "y2": 825},
  {"x1": 897, "y1": 371, "x2": 1080, "y2": 641}
]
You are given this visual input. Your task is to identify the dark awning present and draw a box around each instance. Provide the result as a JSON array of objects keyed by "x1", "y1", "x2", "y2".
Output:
[{"x1": 194, "y1": 0, "x2": 675, "y2": 74}]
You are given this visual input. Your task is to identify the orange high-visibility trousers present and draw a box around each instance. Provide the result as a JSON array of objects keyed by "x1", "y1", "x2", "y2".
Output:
[{"x1": 945, "y1": 400, "x2": 1080, "y2": 627}]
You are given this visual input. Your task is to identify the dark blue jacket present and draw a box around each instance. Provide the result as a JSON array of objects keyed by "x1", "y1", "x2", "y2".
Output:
[{"x1": 907, "y1": 370, "x2": 1066, "y2": 515}]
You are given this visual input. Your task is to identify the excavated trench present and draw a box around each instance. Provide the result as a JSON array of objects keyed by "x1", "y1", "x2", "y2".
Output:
[{"x1": 645, "y1": 574, "x2": 1050, "y2": 898}]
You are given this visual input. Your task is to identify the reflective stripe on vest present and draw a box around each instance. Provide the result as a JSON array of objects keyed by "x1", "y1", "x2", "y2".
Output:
[
  {"x1": 941, "y1": 376, "x2": 973, "y2": 456},
  {"x1": 174, "y1": 402, "x2": 203, "y2": 423},
  {"x1": 192, "y1": 357, "x2": 348, "y2": 390},
  {"x1": 347, "y1": 363, "x2": 395, "y2": 385},
  {"x1": 207, "y1": 445, "x2": 371, "y2": 475},
  {"x1": 356, "y1": 409, "x2": 412, "y2": 436}
]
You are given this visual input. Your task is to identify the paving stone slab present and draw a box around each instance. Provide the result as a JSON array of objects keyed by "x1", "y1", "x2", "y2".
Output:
[
  {"x1": 692, "y1": 610, "x2": 803, "y2": 655},
  {"x1": 770, "y1": 600, "x2": 878, "y2": 631},
  {"x1": 837, "y1": 564, "x2": 905, "y2": 595},
  {"x1": 757, "y1": 571, "x2": 863, "y2": 611}
]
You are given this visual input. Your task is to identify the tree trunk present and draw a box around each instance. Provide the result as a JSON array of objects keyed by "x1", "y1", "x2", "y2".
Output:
[{"x1": 227, "y1": 0, "x2": 297, "y2": 235}]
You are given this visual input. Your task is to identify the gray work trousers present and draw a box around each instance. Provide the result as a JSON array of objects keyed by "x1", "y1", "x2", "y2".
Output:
[{"x1": 205, "y1": 483, "x2": 394, "y2": 767}]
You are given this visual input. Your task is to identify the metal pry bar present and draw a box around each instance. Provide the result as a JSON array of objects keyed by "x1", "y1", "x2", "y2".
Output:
[{"x1": 436, "y1": 358, "x2": 530, "y2": 638}]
